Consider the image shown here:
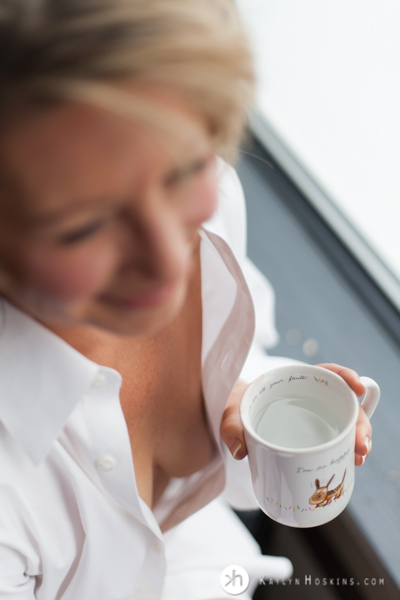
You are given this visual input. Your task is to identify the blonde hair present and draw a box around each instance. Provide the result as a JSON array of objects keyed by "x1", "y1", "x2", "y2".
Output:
[{"x1": 0, "y1": 0, "x2": 255, "y2": 160}]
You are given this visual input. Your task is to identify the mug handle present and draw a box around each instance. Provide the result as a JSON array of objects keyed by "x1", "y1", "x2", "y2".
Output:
[{"x1": 359, "y1": 377, "x2": 380, "y2": 419}]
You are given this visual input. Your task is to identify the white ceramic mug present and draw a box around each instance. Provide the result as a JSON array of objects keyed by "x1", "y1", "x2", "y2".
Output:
[{"x1": 240, "y1": 365, "x2": 380, "y2": 527}]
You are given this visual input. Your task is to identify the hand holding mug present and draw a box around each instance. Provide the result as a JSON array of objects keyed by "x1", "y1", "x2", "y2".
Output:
[
  {"x1": 221, "y1": 364, "x2": 372, "y2": 466},
  {"x1": 220, "y1": 364, "x2": 379, "y2": 527}
]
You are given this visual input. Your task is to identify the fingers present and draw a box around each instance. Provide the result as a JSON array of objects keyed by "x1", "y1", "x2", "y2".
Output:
[
  {"x1": 355, "y1": 440, "x2": 372, "y2": 467},
  {"x1": 220, "y1": 380, "x2": 248, "y2": 460},
  {"x1": 354, "y1": 404, "x2": 372, "y2": 466},
  {"x1": 318, "y1": 364, "x2": 373, "y2": 466},
  {"x1": 222, "y1": 370, "x2": 373, "y2": 467},
  {"x1": 317, "y1": 363, "x2": 366, "y2": 397}
]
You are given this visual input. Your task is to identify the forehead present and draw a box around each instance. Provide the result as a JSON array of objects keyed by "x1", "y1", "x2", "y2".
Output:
[
  {"x1": 0, "y1": 90, "x2": 209, "y2": 217},
  {"x1": 1, "y1": 104, "x2": 141, "y2": 201}
]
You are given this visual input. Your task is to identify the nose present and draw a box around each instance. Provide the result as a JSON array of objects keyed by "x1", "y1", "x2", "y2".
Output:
[{"x1": 119, "y1": 200, "x2": 190, "y2": 286}]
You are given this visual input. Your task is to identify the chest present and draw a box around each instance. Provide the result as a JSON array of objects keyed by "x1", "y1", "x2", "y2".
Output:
[{"x1": 116, "y1": 253, "x2": 215, "y2": 507}]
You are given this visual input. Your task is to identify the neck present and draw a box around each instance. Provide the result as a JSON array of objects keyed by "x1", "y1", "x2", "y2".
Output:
[{"x1": 47, "y1": 322, "x2": 125, "y2": 363}]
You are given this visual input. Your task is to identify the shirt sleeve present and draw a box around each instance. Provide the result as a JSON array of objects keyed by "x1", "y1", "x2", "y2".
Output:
[{"x1": 161, "y1": 498, "x2": 260, "y2": 600}]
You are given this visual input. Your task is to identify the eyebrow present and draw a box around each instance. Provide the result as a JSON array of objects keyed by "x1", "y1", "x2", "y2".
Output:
[{"x1": 23, "y1": 155, "x2": 211, "y2": 228}]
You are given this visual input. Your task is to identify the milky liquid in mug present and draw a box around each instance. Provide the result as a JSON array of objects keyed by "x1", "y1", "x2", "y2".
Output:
[{"x1": 255, "y1": 396, "x2": 345, "y2": 449}]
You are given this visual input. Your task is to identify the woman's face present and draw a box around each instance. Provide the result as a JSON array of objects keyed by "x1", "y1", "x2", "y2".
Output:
[{"x1": 0, "y1": 90, "x2": 218, "y2": 335}]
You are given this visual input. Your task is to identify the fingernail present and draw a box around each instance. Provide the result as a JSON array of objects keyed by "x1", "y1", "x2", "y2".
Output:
[
  {"x1": 364, "y1": 435, "x2": 370, "y2": 455},
  {"x1": 362, "y1": 454, "x2": 366, "y2": 465},
  {"x1": 232, "y1": 441, "x2": 242, "y2": 459}
]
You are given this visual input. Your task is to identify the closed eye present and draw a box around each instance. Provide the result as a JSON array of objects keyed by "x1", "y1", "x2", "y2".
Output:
[
  {"x1": 58, "y1": 218, "x2": 108, "y2": 245},
  {"x1": 164, "y1": 157, "x2": 210, "y2": 187}
]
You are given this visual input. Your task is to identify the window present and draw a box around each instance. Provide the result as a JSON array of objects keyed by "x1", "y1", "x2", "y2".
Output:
[{"x1": 237, "y1": 0, "x2": 400, "y2": 310}]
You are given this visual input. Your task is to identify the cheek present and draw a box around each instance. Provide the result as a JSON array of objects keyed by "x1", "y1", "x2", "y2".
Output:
[
  {"x1": 11, "y1": 242, "x2": 119, "y2": 303},
  {"x1": 185, "y1": 165, "x2": 219, "y2": 226}
]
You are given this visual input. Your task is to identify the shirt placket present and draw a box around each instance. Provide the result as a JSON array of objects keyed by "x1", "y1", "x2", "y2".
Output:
[{"x1": 83, "y1": 366, "x2": 166, "y2": 599}]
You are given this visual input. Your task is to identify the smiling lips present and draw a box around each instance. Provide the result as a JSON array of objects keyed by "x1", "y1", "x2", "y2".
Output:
[{"x1": 100, "y1": 284, "x2": 175, "y2": 309}]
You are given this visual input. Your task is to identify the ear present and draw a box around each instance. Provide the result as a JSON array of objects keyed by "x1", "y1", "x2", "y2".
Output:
[
  {"x1": 315, "y1": 479, "x2": 320, "y2": 488},
  {"x1": 327, "y1": 474, "x2": 335, "y2": 486}
]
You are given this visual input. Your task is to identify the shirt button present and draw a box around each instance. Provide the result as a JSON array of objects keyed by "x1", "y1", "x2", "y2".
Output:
[
  {"x1": 91, "y1": 373, "x2": 106, "y2": 388},
  {"x1": 97, "y1": 456, "x2": 116, "y2": 472}
]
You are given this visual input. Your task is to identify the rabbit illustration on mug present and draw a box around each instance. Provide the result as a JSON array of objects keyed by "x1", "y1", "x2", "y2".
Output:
[{"x1": 309, "y1": 470, "x2": 346, "y2": 508}]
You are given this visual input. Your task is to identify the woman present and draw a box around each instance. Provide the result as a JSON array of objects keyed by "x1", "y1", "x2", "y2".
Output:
[{"x1": 0, "y1": 1, "x2": 372, "y2": 598}]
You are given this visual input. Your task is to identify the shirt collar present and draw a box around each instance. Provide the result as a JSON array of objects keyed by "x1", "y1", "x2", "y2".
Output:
[
  {"x1": 0, "y1": 223, "x2": 247, "y2": 468},
  {"x1": 0, "y1": 298, "x2": 99, "y2": 465}
]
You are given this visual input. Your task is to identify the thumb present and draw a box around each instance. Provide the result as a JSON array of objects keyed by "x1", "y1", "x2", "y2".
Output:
[{"x1": 220, "y1": 380, "x2": 248, "y2": 460}]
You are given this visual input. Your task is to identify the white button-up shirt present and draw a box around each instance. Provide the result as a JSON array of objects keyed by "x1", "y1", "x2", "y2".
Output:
[{"x1": 0, "y1": 162, "x2": 279, "y2": 599}]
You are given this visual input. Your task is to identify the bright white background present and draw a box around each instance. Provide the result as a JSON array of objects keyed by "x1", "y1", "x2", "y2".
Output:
[{"x1": 236, "y1": 0, "x2": 400, "y2": 283}]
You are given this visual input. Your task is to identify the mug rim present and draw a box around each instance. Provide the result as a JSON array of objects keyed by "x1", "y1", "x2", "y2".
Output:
[{"x1": 240, "y1": 365, "x2": 359, "y2": 455}]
